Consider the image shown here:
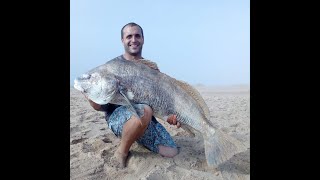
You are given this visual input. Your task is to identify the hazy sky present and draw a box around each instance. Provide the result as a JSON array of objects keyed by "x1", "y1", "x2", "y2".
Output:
[{"x1": 70, "y1": 0, "x2": 250, "y2": 86}]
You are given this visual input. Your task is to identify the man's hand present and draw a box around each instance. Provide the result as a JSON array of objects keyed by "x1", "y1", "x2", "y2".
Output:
[
  {"x1": 82, "y1": 92, "x2": 102, "y2": 111},
  {"x1": 167, "y1": 115, "x2": 181, "y2": 128}
]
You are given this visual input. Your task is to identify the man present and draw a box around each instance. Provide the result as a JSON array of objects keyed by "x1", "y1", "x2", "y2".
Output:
[{"x1": 83, "y1": 22, "x2": 181, "y2": 168}]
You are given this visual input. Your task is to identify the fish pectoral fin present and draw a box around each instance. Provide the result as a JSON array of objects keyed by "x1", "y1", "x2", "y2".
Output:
[
  {"x1": 119, "y1": 89, "x2": 143, "y2": 126},
  {"x1": 181, "y1": 125, "x2": 196, "y2": 137}
]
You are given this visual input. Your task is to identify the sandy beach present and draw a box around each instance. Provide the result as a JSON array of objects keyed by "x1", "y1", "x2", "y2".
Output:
[{"x1": 70, "y1": 84, "x2": 250, "y2": 180}]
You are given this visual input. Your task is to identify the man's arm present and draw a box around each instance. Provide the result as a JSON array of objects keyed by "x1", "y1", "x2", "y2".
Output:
[
  {"x1": 88, "y1": 99, "x2": 104, "y2": 111},
  {"x1": 84, "y1": 93, "x2": 180, "y2": 126},
  {"x1": 82, "y1": 92, "x2": 104, "y2": 111}
]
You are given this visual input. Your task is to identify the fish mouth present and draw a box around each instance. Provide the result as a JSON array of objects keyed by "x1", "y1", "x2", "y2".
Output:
[{"x1": 73, "y1": 79, "x2": 84, "y2": 92}]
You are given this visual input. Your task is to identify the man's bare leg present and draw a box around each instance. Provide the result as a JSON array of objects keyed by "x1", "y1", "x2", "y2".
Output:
[{"x1": 113, "y1": 105, "x2": 153, "y2": 168}]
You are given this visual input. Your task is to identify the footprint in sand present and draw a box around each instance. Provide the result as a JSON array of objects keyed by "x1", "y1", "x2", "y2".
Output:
[{"x1": 71, "y1": 137, "x2": 88, "y2": 145}]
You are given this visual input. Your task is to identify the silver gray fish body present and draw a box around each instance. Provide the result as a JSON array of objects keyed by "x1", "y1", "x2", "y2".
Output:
[{"x1": 74, "y1": 59, "x2": 246, "y2": 167}]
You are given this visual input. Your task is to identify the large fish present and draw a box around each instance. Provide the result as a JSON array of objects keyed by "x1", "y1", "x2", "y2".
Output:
[{"x1": 73, "y1": 58, "x2": 246, "y2": 168}]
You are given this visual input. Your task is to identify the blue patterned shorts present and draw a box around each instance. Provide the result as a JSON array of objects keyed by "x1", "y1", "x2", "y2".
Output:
[{"x1": 107, "y1": 104, "x2": 177, "y2": 153}]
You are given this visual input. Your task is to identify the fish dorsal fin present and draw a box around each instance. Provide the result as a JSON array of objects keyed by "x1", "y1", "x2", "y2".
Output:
[
  {"x1": 171, "y1": 78, "x2": 211, "y2": 120},
  {"x1": 134, "y1": 59, "x2": 160, "y2": 71}
]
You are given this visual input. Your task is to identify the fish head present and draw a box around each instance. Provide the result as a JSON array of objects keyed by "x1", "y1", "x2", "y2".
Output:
[{"x1": 74, "y1": 72, "x2": 118, "y2": 105}]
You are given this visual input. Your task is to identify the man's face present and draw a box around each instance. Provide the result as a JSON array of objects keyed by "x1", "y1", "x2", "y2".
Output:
[{"x1": 122, "y1": 25, "x2": 144, "y2": 56}]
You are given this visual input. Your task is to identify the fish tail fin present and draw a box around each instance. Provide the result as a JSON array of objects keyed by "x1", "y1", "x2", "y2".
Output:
[{"x1": 204, "y1": 128, "x2": 247, "y2": 168}]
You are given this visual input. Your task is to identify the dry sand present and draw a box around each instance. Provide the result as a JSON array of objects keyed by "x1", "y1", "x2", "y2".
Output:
[{"x1": 70, "y1": 84, "x2": 250, "y2": 180}]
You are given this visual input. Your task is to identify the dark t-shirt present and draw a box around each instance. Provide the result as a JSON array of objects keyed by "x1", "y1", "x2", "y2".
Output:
[{"x1": 100, "y1": 103, "x2": 121, "y2": 121}]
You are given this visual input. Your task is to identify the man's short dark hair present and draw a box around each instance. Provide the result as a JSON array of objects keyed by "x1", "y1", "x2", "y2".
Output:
[{"x1": 121, "y1": 22, "x2": 144, "y2": 39}]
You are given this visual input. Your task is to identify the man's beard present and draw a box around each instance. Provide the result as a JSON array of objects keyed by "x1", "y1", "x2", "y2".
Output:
[{"x1": 126, "y1": 45, "x2": 143, "y2": 56}]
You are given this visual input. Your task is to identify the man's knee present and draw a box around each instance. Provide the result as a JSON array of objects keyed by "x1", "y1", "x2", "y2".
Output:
[
  {"x1": 158, "y1": 145, "x2": 178, "y2": 158},
  {"x1": 127, "y1": 105, "x2": 152, "y2": 128}
]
